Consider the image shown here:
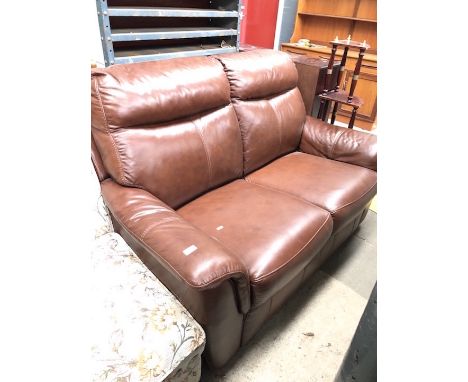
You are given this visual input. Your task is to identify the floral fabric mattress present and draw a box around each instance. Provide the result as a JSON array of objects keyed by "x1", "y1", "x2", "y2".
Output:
[{"x1": 91, "y1": 196, "x2": 206, "y2": 382}]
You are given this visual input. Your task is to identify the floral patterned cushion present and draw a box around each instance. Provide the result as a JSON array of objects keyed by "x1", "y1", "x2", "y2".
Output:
[{"x1": 92, "y1": 196, "x2": 206, "y2": 382}]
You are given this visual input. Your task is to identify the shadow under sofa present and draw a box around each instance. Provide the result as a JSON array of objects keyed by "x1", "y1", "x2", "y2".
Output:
[{"x1": 91, "y1": 49, "x2": 377, "y2": 370}]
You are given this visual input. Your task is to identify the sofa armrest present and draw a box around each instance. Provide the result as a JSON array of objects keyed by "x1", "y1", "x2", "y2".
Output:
[
  {"x1": 300, "y1": 116, "x2": 377, "y2": 171},
  {"x1": 100, "y1": 179, "x2": 251, "y2": 313}
]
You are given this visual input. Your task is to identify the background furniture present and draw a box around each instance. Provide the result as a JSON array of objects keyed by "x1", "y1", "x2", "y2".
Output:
[
  {"x1": 281, "y1": 0, "x2": 377, "y2": 130},
  {"x1": 289, "y1": 54, "x2": 340, "y2": 116},
  {"x1": 240, "y1": 0, "x2": 279, "y2": 48},
  {"x1": 96, "y1": 0, "x2": 241, "y2": 66},
  {"x1": 241, "y1": 47, "x2": 342, "y2": 119},
  {"x1": 92, "y1": 197, "x2": 206, "y2": 382},
  {"x1": 318, "y1": 38, "x2": 370, "y2": 129}
]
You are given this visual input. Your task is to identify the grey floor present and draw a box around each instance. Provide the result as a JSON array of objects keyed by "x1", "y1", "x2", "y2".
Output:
[
  {"x1": 201, "y1": 211, "x2": 377, "y2": 382},
  {"x1": 321, "y1": 211, "x2": 377, "y2": 299}
]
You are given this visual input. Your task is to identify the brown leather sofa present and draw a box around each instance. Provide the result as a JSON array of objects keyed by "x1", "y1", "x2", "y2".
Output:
[{"x1": 91, "y1": 49, "x2": 377, "y2": 369}]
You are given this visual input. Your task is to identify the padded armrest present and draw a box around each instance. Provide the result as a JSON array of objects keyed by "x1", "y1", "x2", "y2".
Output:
[
  {"x1": 300, "y1": 116, "x2": 377, "y2": 171},
  {"x1": 100, "y1": 179, "x2": 251, "y2": 313}
]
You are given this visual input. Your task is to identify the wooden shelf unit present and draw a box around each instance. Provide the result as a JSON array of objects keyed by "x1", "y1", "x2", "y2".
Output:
[
  {"x1": 298, "y1": 12, "x2": 376, "y2": 24},
  {"x1": 282, "y1": 0, "x2": 377, "y2": 130},
  {"x1": 292, "y1": 0, "x2": 377, "y2": 55}
]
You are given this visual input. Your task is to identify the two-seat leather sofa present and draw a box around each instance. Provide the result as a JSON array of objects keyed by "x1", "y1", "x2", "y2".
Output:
[{"x1": 91, "y1": 49, "x2": 377, "y2": 369}]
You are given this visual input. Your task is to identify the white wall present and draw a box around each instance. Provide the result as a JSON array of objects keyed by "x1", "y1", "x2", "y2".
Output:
[
  {"x1": 274, "y1": 0, "x2": 299, "y2": 49},
  {"x1": 91, "y1": 9, "x2": 105, "y2": 67}
]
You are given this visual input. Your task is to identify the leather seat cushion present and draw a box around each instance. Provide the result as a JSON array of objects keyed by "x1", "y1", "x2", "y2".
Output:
[
  {"x1": 177, "y1": 179, "x2": 333, "y2": 307},
  {"x1": 246, "y1": 152, "x2": 377, "y2": 231}
]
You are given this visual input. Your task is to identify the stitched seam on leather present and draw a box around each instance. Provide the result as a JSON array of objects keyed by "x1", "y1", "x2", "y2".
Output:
[
  {"x1": 106, "y1": 200, "x2": 248, "y2": 289},
  {"x1": 329, "y1": 129, "x2": 346, "y2": 159},
  {"x1": 94, "y1": 78, "x2": 127, "y2": 185},
  {"x1": 140, "y1": 217, "x2": 178, "y2": 239},
  {"x1": 251, "y1": 214, "x2": 333, "y2": 283},
  {"x1": 301, "y1": 123, "x2": 327, "y2": 158},
  {"x1": 267, "y1": 296, "x2": 273, "y2": 316},
  {"x1": 123, "y1": 103, "x2": 229, "y2": 130},
  {"x1": 337, "y1": 156, "x2": 376, "y2": 170},
  {"x1": 192, "y1": 119, "x2": 212, "y2": 189},
  {"x1": 227, "y1": 274, "x2": 250, "y2": 314},
  {"x1": 338, "y1": 158, "x2": 374, "y2": 169},
  {"x1": 240, "y1": 86, "x2": 295, "y2": 102},
  {"x1": 296, "y1": 108, "x2": 307, "y2": 151},
  {"x1": 268, "y1": 99, "x2": 283, "y2": 159},
  {"x1": 202, "y1": 231, "x2": 250, "y2": 273},
  {"x1": 247, "y1": 169, "x2": 376, "y2": 220},
  {"x1": 245, "y1": 177, "x2": 319, "y2": 208},
  {"x1": 215, "y1": 55, "x2": 296, "y2": 101},
  {"x1": 205, "y1": 234, "x2": 252, "y2": 310},
  {"x1": 231, "y1": 101, "x2": 250, "y2": 174},
  {"x1": 331, "y1": 181, "x2": 377, "y2": 215},
  {"x1": 178, "y1": 202, "x2": 250, "y2": 276},
  {"x1": 185, "y1": 210, "x2": 252, "y2": 301}
]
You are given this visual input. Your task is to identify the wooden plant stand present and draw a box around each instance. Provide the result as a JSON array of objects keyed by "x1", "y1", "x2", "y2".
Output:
[{"x1": 318, "y1": 38, "x2": 370, "y2": 129}]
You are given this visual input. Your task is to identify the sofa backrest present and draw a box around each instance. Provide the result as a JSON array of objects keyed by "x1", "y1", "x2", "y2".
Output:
[
  {"x1": 91, "y1": 57, "x2": 244, "y2": 209},
  {"x1": 216, "y1": 49, "x2": 306, "y2": 175}
]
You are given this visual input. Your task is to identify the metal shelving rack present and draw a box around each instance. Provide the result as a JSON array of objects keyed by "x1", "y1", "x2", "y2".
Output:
[{"x1": 96, "y1": 0, "x2": 242, "y2": 66}]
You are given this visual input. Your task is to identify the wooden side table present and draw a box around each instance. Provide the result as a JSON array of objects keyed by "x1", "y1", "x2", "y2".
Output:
[
  {"x1": 318, "y1": 38, "x2": 370, "y2": 129},
  {"x1": 288, "y1": 54, "x2": 340, "y2": 117}
]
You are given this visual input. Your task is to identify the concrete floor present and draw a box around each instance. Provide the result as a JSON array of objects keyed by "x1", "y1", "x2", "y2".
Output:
[{"x1": 201, "y1": 211, "x2": 377, "y2": 382}]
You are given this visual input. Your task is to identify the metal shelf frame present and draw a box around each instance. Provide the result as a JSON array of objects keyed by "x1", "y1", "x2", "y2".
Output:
[
  {"x1": 96, "y1": 0, "x2": 242, "y2": 66},
  {"x1": 111, "y1": 27, "x2": 238, "y2": 42},
  {"x1": 114, "y1": 46, "x2": 237, "y2": 64},
  {"x1": 108, "y1": 7, "x2": 239, "y2": 18},
  {"x1": 96, "y1": 0, "x2": 114, "y2": 66}
]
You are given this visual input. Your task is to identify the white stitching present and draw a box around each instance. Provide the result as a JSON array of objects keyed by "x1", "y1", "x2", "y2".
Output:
[
  {"x1": 94, "y1": 77, "x2": 127, "y2": 185},
  {"x1": 251, "y1": 214, "x2": 333, "y2": 283},
  {"x1": 191, "y1": 119, "x2": 212, "y2": 189},
  {"x1": 107, "y1": 201, "x2": 249, "y2": 290}
]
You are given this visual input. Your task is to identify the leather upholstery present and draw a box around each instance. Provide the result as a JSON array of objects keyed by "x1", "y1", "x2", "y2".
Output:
[
  {"x1": 91, "y1": 50, "x2": 377, "y2": 369},
  {"x1": 216, "y1": 50, "x2": 306, "y2": 174},
  {"x1": 301, "y1": 116, "x2": 377, "y2": 171},
  {"x1": 100, "y1": 179, "x2": 251, "y2": 314},
  {"x1": 92, "y1": 57, "x2": 230, "y2": 127},
  {"x1": 243, "y1": 207, "x2": 369, "y2": 346},
  {"x1": 110, "y1": 212, "x2": 245, "y2": 370},
  {"x1": 92, "y1": 57, "x2": 243, "y2": 208},
  {"x1": 91, "y1": 136, "x2": 108, "y2": 181},
  {"x1": 178, "y1": 179, "x2": 333, "y2": 307},
  {"x1": 216, "y1": 49, "x2": 298, "y2": 100},
  {"x1": 247, "y1": 152, "x2": 377, "y2": 230}
]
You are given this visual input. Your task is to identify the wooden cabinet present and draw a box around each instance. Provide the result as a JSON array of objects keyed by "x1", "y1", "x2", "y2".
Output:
[
  {"x1": 281, "y1": 0, "x2": 377, "y2": 130},
  {"x1": 340, "y1": 70, "x2": 377, "y2": 123},
  {"x1": 289, "y1": 55, "x2": 341, "y2": 116}
]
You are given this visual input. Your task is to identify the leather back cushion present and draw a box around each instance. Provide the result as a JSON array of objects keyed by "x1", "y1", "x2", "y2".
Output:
[
  {"x1": 216, "y1": 49, "x2": 306, "y2": 174},
  {"x1": 91, "y1": 57, "x2": 243, "y2": 208}
]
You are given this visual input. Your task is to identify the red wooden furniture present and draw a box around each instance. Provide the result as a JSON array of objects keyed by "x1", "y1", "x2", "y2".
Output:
[
  {"x1": 240, "y1": 0, "x2": 280, "y2": 49},
  {"x1": 318, "y1": 38, "x2": 370, "y2": 129}
]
